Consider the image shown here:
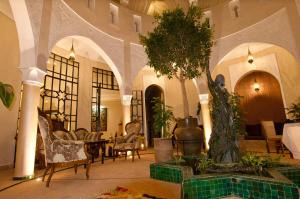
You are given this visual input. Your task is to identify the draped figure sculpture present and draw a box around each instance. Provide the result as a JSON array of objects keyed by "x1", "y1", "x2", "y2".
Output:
[{"x1": 206, "y1": 66, "x2": 240, "y2": 163}]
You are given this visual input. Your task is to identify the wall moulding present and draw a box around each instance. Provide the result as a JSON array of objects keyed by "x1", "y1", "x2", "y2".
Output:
[{"x1": 19, "y1": 67, "x2": 46, "y2": 87}]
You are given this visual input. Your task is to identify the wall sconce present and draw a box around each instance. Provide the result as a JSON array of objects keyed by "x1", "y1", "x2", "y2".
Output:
[
  {"x1": 253, "y1": 79, "x2": 260, "y2": 92},
  {"x1": 248, "y1": 48, "x2": 254, "y2": 64},
  {"x1": 69, "y1": 40, "x2": 76, "y2": 61}
]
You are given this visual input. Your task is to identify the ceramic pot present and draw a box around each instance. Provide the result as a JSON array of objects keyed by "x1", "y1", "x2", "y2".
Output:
[
  {"x1": 154, "y1": 138, "x2": 173, "y2": 163},
  {"x1": 175, "y1": 117, "x2": 203, "y2": 156}
]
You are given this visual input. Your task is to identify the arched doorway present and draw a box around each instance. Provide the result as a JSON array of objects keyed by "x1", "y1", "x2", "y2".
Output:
[
  {"x1": 145, "y1": 84, "x2": 164, "y2": 147},
  {"x1": 235, "y1": 71, "x2": 286, "y2": 138}
]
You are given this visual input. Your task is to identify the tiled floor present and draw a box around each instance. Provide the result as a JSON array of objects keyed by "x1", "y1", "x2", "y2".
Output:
[
  {"x1": 0, "y1": 153, "x2": 180, "y2": 199},
  {"x1": 0, "y1": 141, "x2": 300, "y2": 199}
]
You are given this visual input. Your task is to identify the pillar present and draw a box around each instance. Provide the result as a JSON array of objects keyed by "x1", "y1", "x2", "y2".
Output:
[
  {"x1": 199, "y1": 94, "x2": 212, "y2": 151},
  {"x1": 122, "y1": 95, "x2": 132, "y2": 135},
  {"x1": 14, "y1": 67, "x2": 46, "y2": 180}
]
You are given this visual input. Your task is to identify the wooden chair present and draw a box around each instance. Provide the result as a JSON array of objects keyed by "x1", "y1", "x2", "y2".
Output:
[
  {"x1": 261, "y1": 121, "x2": 284, "y2": 154},
  {"x1": 112, "y1": 120, "x2": 142, "y2": 162},
  {"x1": 38, "y1": 110, "x2": 91, "y2": 187}
]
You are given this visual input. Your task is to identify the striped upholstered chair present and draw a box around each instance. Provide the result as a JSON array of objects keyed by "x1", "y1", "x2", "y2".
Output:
[
  {"x1": 113, "y1": 120, "x2": 142, "y2": 162},
  {"x1": 38, "y1": 110, "x2": 91, "y2": 187}
]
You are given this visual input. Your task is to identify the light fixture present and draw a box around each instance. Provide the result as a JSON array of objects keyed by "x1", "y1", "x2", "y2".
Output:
[
  {"x1": 253, "y1": 78, "x2": 260, "y2": 92},
  {"x1": 248, "y1": 47, "x2": 254, "y2": 64},
  {"x1": 69, "y1": 40, "x2": 76, "y2": 61},
  {"x1": 156, "y1": 70, "x2": 161, "y2": 78}
]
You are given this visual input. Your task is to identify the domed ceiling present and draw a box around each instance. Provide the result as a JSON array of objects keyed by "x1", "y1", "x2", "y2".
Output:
[{"x1": 113, "y1": 0, "x2": 229, "y2": 15}]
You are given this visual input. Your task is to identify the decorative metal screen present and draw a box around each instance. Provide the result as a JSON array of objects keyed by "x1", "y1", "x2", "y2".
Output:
[
  {"x1": 131, "y1": 90, "x2": 144, "y2": 134},
  {"x1": 40, "y1": 53, "x2": 79, "y2": 131},
  {"x1": 91, "y1": 67, "x2": 119, "y2": 132}
]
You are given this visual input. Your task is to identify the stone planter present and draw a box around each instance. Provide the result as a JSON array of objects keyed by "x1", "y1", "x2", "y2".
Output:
[
  {"x1": 153, "y1": 138, "x2": 173, "y2": 163},
  {"x1": 174, "y1": 117, "x2": 203, "y2": 156}
]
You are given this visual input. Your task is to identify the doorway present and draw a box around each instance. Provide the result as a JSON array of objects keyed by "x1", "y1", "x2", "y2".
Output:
[
  {"x1": 235, "y1": 71, "x2": 286, "y2": 138},
  {"x1": 145, "y1": 85, "x2": 164, "y2": 147}
]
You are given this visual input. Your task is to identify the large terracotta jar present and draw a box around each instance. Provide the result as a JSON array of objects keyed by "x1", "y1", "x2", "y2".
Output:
[{"x1": 175, "y1": 117, "x2": 203, "y2": 156}]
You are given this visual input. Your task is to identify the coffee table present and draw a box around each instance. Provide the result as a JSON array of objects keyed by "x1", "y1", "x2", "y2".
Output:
[{"x1": 84, "y1": 139, "x2": 109, "y2": 164}]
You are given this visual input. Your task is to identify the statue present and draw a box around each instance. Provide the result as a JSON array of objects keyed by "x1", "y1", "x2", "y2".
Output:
[{"x1": 206, "y1": 67, "x2": 240, "y2": 163}]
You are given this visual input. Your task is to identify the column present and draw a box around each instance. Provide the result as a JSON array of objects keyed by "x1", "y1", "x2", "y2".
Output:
[
  {"x1": 122, "y1": 95, "x2": 132, "y2": 135},
  {"x1": 14, "y1": 67, "x2": 46, "y2": 180},
  {"x1": 199, "y1": 94, "x2": 212, "y2": 151}
]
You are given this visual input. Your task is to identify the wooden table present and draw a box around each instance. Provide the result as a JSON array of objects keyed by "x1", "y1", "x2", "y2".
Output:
[
  {"x1": 84, "y1": 139, "x2": 109, "y2": 164},
  {"x1": 283, "y1": 123, "x2": 300, "y2": 159}
]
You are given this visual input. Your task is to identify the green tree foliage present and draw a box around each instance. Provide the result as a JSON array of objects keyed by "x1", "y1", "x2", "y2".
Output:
[
  {"x1": 140, "y1": 6, "x2": 213, "y2": 117},
  {"x1": 0, "y1": 82, "x2": 14, "y2": 108},
  {"x1": 152, "y1": 97, "x2": 174, "y2": 138},
  {"x1": 286, "y1": 103, "x2": 300, "y2": 122}
]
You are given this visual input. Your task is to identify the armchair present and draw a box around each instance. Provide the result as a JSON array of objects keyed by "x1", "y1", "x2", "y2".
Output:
[
  {"x1": 38, "y1": 111, "x2": 91, "y2": 187},
  {"x1": 113, "y1": 120, "x2": 142, "y2": 162},
  {"x1": 261, "y1": 121, "x2": 284, "y2": 153}
]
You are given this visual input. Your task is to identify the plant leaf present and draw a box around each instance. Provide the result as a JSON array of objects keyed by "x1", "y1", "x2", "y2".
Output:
[{"x1": 0, "y1": 82, "x2": 15, "y2": 108}]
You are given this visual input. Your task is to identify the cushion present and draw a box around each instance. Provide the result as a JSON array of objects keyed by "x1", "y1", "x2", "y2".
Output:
[
  {"x1": 75, "y1": 129, "x2": 88, "y2": 140},
  {"x1": 63, "y1": 131, "x2": 77, "y2": 140},
  {"x1": 245, "y1": 124, "x2": 262, "y2": 136},
  {"x1": 52, "y1": 130, "x2": 66, "y2": 140},
  {"x1": 125, "y1": 133, "x2": 136, "y2": 143}
]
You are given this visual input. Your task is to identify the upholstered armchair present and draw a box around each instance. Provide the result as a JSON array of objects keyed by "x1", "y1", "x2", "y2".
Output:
[
  {"x1": 113, "y1": 120, "x2": 142, "y2": 162},
  {"x1": 52, "y1": 128, "x2": 103, "y2": 141},
  {"x1": 38, "y1": 111, "x2": 91, "y2": 187},
  {"x1": 261, "y1": 121, "x2": 284, "y2": 154}
]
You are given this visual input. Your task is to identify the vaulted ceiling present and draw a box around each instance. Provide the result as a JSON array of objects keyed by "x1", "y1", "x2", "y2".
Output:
[{"x1": 113, "y1": 0, "x2": 229, "y2": 15}]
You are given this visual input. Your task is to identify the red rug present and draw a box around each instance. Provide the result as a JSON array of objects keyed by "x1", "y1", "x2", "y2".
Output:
[{"x1": 97, "y1": 186, "x2": 165, "y2": 199}]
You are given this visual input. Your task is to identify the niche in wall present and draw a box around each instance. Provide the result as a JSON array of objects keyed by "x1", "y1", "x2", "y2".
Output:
[{"x1": 235, "y1": 71, "x2": 286, "y2": 136}]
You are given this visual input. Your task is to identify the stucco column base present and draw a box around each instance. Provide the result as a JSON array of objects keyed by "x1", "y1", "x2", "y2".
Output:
[
  {"x1": 199, "y1": 94, "x2": 212, "y2": 151},
  {"x1": 122, "y1": 105, "x2": 131, "y2": 135},
  {"x1": 13, "y1": 83, "x2": 41, "y2": 180}
]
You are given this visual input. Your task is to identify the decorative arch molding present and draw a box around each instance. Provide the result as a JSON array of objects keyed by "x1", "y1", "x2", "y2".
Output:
[
  {"x1": 210, "y1": 8, "x2": 300, "y2": 71},
  {"x1": 130, "y1": 43, "x2": 148, "y2": 86},
  {"x1": 24, "y1": 0, "x2": 126, "y2": 94},
  {"x1": 52, "y1": 35, "x2": 123, "y2": 91},
  {"x1": 223, "y1": 52, "x2": 287, "y2": 108},
  {"x1": 9, "y1": 0, "x2": 36, "y2": 68}
]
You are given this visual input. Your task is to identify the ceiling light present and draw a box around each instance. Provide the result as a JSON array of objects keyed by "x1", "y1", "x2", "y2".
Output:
[
  {"x1": 156, "y1": 70, "x2": 161, "y2": 78},
  {"x1": 69, "y1": 40, "x2": 76, "y2": 61},
  {"x1": 253, "y1": 79, "x2": 260, "y2": 92},
  {"x1": 248, "y1": 47, "x2": 254, "y2": 64}
]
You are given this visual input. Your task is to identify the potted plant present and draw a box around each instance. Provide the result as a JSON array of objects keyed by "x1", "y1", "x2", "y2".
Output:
[
  {"x1": 0, "y1": 82, "x2": 15, "y2": 108},
  {"x1": 286, "y1": 103, "x2": 300, "y2": 122},
  {"x1": 140, "y1": 6, "x2": 213, "y2": 156},
  {"x1": 152, "y1": 97, "x2": 175, "y2": 162}
]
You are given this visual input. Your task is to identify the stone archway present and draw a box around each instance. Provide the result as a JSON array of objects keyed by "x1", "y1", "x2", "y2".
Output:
[{"x1": 235, "y1": 71, "x2": 286, "y2": 138}]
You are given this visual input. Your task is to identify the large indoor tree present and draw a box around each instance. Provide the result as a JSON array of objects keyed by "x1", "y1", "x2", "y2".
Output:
[
  {"x1": 141, "y1": 5, "x2": 241, "y2": 163},
  {"x1": 140, "y1": 6, "x2": 213, "y2": 117},
  {"x1": 0, "y1": 82, "x2": 15, "y2": 108}
]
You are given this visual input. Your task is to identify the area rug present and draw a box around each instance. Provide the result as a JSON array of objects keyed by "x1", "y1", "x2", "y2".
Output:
[{"x1": 96, "y1": 186, "x2": 165, "y2": 199}]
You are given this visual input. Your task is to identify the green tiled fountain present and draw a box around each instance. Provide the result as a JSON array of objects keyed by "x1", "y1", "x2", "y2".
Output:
[{"x1": 150, "y1": 163, "x2": 300, "y2": 199}]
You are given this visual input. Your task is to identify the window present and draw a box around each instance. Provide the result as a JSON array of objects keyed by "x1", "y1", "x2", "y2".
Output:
[
  {"x1": 229, "y1": 0, "x2": 240, "y2": 18},
  {"x1": 133, "y1": 15, "x2": 142, "y2": 33},
  {"x1": 87, "y1": 0, "x2": 95, "y2": 10},
  {"x1": 40, "y1": 53, "x2": 79, "y2": 131},
  {"x1": 91, "y1": 67, "x2": 119, "y2": 132},
  {"x1": 110, "y1": 3, "x2": 119, "y2": 25}
]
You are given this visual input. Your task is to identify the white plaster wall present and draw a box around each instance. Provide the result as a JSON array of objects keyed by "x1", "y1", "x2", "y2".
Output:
[
  {"x1": 0, "y1": 12, "x2": 22, "y2": 167},
  {"x1": 101, "y1": 100, "x2": 123, "y2": 140}
]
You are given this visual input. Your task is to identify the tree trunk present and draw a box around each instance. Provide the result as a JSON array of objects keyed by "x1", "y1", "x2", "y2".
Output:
[{"x1": 180, "y1": 79, "x2": 189, "y2": 118}]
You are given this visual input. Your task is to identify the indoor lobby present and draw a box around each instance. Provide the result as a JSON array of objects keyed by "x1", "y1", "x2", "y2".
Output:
[{"x1": 1, "y1": 0, "x2": 300, "y2": 198}]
